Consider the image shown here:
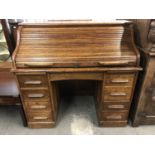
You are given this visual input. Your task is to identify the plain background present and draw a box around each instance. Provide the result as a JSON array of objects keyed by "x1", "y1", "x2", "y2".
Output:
[{"x1": 0, "y1": 0, "x2": 155, "y2": 155}]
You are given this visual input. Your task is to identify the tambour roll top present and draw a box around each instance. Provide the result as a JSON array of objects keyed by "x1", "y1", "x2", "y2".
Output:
[{"x1": 13, "y1": 20, "x2": 139, "y2": 68}]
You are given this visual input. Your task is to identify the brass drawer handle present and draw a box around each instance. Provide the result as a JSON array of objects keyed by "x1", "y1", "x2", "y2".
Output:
[
  {"x1": 108, "y1": 105, "x2": 125, "y2": 109},
  {"x1": 99, "y1": 60, "x2": 130, "y2": 66},
  {"x1": 28, "y1": 94, "x2": 44, "y2": 98},
  {"x1": 24, "y1": 62, "x2": 54, "y2": 67},
  {"x1": 110, "y1": 92, "x2": 127, "y2": 96},
  {"x1": 33, "y1": 116, "x2": 48, "y2": 120},
  {"x1": 30, "y1": 105, "x2": 47, "y2": 109},
  {"x1": 24, "y1": 81, "x2": 42, "y2": 85},
  {"x1": 106, "y1": 115, "x2": 122, "y2": 119},
  {"x1": 111, "y1": 79, "x2": 129, "y2": 83}
]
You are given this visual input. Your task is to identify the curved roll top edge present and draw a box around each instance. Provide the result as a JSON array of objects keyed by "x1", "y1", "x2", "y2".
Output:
[{"x1": 13, "y1": 22, "x2": 140, "y2": 69}]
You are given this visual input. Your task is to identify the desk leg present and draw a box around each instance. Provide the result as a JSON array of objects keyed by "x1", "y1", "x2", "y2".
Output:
[
  {"x1": 19, "y1": 104, "x2": 27, "y2": 127},
  {"x1": 48, "y1": 81, "x2": 59, "y2": 125}
]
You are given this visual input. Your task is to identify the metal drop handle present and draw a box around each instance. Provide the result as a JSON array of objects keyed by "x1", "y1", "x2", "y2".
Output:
[
  {"x1": 33, "y1": 116, "x2": 48, "y2": 120},
  {"x1": 110, "y1": 92, "x2": 127, "y2": 96},
  {"x1": 28, "y1": 94, "x2": 44, "y2": 98},
  {"x1": 108, "y1": 105, "x2": 125, "y2": 109},
  {"x1": 111, "y1": 79, "x2": 129, "y2": 83},
  {"x1": 24, "y1": 81, "x2": 42, "y2": 85},
  {"x1": 30, "y1": 105, "x2": 47, "y2": 109}
]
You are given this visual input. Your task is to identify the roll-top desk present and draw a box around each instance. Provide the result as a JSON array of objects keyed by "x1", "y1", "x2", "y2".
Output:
[{"x1": 12, "y1": 20, "x2": 141, "y2": 128}]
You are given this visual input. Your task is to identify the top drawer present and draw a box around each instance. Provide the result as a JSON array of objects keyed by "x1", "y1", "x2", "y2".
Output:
[
  {"x1": 104, "y1": 73, "x2": 135, "y2": 86},
  {"x1": 17, "y1": 75, "x2": 48, "y2": 88}
]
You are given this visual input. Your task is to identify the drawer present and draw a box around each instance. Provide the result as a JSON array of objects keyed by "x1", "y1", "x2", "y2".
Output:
[
  {"x1": 17, "y1": 75, "x2": 48, "y2": 88},
  {"x1": 27, "y1": 111, "x2": 53, "y2": 122},
  {"x1": 21, "y1": 89, "x2": 49, "y2": 101},
  {"x1": 102, "y1": 111, "x2": 128, "y2": 121},
  {"x1": 102, "y1": 102, "x2": 130, "y2": 111},
  {"x1": 104, "y1": 73, "x2": 135, "y2": 86},
  {"x1": 103, "y1": 86, "x2": 132, "y2": 102},
  {"x1": 25, "y1": 101, "x2": 52, "y2": 112}
]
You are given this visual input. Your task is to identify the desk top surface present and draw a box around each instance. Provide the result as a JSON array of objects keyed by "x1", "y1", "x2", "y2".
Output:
[{"x1": 18, "y1": 20, "x2": 132, "y2": 26}]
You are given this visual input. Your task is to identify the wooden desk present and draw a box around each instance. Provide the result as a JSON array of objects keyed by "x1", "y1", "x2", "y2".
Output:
[{"x1": 12, "y1": 20, "x2": 141, "y2": 128}]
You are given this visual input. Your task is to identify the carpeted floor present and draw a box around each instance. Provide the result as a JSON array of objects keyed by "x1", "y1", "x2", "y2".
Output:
[{"x1": 0, "y1": 96, "x2": 154, "y2": 135}]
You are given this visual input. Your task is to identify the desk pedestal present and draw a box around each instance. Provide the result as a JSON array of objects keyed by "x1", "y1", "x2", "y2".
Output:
[{"x1": 15, "y1": 70, "x2": 138, "y2": 128}]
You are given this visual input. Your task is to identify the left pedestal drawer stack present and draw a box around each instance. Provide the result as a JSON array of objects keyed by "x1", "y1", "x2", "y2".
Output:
[{"x1": 16, "y1": 74, "x2": 55, "y2": 128}]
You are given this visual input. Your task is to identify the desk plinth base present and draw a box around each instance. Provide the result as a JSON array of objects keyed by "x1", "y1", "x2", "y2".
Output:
[
  {"x1": 98, "y1": 121, "x2": 127, "y2": 127},
  {"x1": 28, "y1": 122, "x2": 56, "y2": 128}
]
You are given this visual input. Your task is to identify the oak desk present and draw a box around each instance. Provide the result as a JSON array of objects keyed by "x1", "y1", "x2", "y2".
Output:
[{"x1": 12, "y1": 20, "x2": 141, "y2": 128}]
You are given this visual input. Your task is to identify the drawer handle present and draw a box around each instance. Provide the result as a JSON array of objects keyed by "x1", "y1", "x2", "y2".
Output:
[
  {"x1": 152, "y1": 96, "x2": 155, "y2": 101},
  {"x1": 30, "y1": 105, "x2": 47, "y2": 109},
  {"x1": 33, "y1": 116, "x2": 48, "y2": 120},
  {"x1": 139, "y1": 113, "x2": 155, "y2": 118},
  {"x1": 111, "y1": 79, "x2": 129, "y2": 83},
  {"x1": 106, "y1": 115, "x2": 122, "y2": 119},
  {"x1": 28, "y1": 94, "x2": 44, "y2": 98},
  {"x1": 24, "y1": 62, "x2": 54, "y2": 67},
  {"x1": 146, "y1": 88, "x2": 155, "y2": 101},
  {"x1": 110, "y1": 92, "x2": 127, "y2": 96},
  {"x1": 108, "y1": 105, "x2": 125, "y2": 109},
  {"x1": 99, "y1": 60, "x2": 130, "y2": 66},
  {"x1": 24, "y1": 81, "x2": 42, "y2": 85},
  {"x1": 145, "y1": 115, "x2": 155, "y2": 118}
]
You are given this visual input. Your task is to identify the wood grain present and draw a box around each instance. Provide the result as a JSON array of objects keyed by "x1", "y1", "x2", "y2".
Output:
[
  {"x1": 12, "y1": 20, "x2": 140, "y2": 128},
  {"x1": 15, "y1": 25, "x2": 138, "y2": 68}
]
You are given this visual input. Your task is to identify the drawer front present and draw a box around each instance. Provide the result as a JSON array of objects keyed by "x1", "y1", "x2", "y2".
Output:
[
  {"x1": 25, "y1": 101, "x2": 52, "y2": 112},
  {"x1": 104, "y1": 73, "x2": 135, "y2": 86},
  {"x1": 102, "y1": 102, "x2": 129, "y2": 111},
  {"x1": 17, "y1": 75, "x2": 48, "y2": 88},
  {"x1": 103, "y1": 86, "x2": 132, "y2": 102},
  {"x1": 27, "y1": 111, "x2": 53, "y2": 122},
  {"x1": 102, "y1": 111, "x2": 128, "y2": 121},
  {"x1": 21, "y1": 89, "x2": 49, "y2": 101}
]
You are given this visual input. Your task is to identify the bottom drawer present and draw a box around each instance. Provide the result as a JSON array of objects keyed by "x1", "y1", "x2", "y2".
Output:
[
  {"x1": 25, "y1": 101, "x2": 52, "y2": 112},
  {"x1": 27, "y1": 111, "x2": 53, "y2": 123},
  {"x1": 102, "y1": 111, "x2": 128, "y2": 121}
]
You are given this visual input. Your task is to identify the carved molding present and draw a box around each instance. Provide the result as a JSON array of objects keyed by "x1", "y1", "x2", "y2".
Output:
[{"x1": 148, "y1": 20, "x2": 155, "y2": 52}]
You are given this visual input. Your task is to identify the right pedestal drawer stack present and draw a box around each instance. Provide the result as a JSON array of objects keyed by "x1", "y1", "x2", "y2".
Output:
[{"x1": 98, "y1": 72, "x2": 137, "y2": 127}]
